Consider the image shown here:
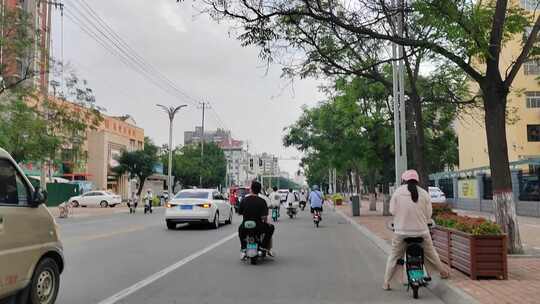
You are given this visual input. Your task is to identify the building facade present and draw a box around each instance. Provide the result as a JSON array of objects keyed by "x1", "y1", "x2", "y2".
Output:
[
  {"x1": 457, "y1": 0, "x2": 540, "y2": 171},
  {"x1": 86, "y1": 115, "x2": 145, "y2": 199}
]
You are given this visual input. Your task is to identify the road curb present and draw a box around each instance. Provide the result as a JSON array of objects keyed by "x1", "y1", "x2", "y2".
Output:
[{"x1": 336, "y1": 210, "x2": 479, "y2": 304}]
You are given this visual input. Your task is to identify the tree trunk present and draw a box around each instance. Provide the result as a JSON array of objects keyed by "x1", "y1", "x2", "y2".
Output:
[
  {"x1": 411, "y1": 96, "x2": 429, "y2": 189},
  {"x1": 137, "y1": 177, "x2": 146, "y2": 197},
  {"x1": 369, "y1": 193, "x2": 377, "y2": 211},
  {"x1": 382, "y1": 183, "x2": 391, "y2": 216},
  {"x1": 483, "y1": 84, "x2": 523, "y2": 253}
]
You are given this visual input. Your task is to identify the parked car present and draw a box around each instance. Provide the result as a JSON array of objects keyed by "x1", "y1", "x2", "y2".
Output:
[
  {"x1": 165, "y1": 189, "x2": 233, "y2": 230},
  {"x1": 68, "y1": 191, "x2": 121, "y2": 208},
  {"x1": 428, "y1": 186, "x2": 447, "y2": 203},
  {"x1": 0, "y1": 147, "x2": 64, "y2": 304}
]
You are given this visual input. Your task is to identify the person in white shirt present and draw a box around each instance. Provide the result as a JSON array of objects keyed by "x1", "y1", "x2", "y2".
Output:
[
  {"x1": 284, "y1": 188, "x2": 297, "y2": 208},
  {"x1": 268, "y1": 186, "x2": 282, "y2": 217},
  {"x1": 383, "y1": 170, "x2": 449, "y2": 290}
]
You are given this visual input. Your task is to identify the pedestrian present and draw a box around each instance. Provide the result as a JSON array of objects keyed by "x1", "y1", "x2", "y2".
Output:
[{"x1": 383, "y1": 169, "x2": 449, "y2": 290}]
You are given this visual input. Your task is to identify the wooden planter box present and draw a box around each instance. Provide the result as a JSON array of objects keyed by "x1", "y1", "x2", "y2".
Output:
[{"x1": 432, "y1": 226, "x2": 508, "y2": 280}]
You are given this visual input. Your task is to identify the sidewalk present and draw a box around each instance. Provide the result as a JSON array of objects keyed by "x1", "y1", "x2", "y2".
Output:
[{"x1": 337, "y1": 200, "x2": 540, "y2": 304}]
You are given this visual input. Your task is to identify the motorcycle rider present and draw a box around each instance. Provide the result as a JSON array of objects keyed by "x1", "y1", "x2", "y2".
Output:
[
  {"x1": 238, "y1": 181, "x2": 275, "y2": 259},
  {"x1": 308, "y1": 185, "x2": 324, "y2": 219},
  {"x1": 383, "y1": 169, "x2": 449, "y2": 290},
  {"x1": 284, "y1": 188, "x2": 298, "y2": 217}
]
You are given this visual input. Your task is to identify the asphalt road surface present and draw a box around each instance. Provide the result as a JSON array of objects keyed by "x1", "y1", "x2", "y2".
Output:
[{"x1": 55, "y1": 207, "x2": 444, "y2": 304}]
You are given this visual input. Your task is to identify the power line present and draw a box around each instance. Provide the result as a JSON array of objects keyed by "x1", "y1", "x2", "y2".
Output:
[
  {"x1": 75, "y1": 0, "x2": 199, "y2": 104},
  {"x1": 65, "y1": 2, "x2": 198, "y2": 105}
]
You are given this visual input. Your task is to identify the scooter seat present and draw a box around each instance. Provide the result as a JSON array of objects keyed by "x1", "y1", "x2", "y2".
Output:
[{"x1": 404, "y1": 237, "x2": 424, "y2": 244}]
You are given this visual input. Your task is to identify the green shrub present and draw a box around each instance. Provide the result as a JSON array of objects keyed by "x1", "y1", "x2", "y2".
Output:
[{"x1": 332, "y1": 194, "x2": 344, "y2": 201}]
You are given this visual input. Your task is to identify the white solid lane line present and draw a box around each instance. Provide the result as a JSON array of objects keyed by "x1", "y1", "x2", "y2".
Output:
[{"x1": 96, "y1": 232, "x2": 238, "y2": 304}]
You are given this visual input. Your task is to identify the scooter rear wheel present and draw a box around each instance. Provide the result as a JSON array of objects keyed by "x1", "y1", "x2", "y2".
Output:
[
  {"x1": 250, "y1": 257, "x2": 257, "y2": 265},
  {"x1": 412, "y1": 286, "x2": 419, "y2": 299}
]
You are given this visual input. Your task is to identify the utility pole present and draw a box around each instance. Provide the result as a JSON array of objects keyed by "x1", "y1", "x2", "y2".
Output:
[
  {"x1": 392, "y1": 0, "x2": 407, "y2": 187},
  {"x1": 157, "y1": 104, "x2": 188, "y2": 196},
  {"x1": 198, "y1": 102, "x2": 210, "y2": 187}
]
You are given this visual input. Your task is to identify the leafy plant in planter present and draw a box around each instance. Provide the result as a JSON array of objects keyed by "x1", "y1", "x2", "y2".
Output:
[
  {"x1": 432, "y1": 214, "x2": 507, "y2": 279},
  {"x1": 432, "y1": 204, "x2": 456, "y2": 219},
  {"x1": 333, "y1": 194, "x2": 344, "y2": 205}
]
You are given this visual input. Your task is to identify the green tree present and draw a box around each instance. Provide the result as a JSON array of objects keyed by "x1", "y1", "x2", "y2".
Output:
[
  {"x1": 0, "y1": 97, "x2": 57, "y2": 162},
  {"x1": 113, "y1": 137, "x2": 159, "y2": 196},
  {"x1": 168, "y1": 143, "x2": 227, "y2": 189},
  {"x1": 0, "y1": 5, "x2": 39, "y2": 95},
  {"x1": 188, "y1": 0, "x2": 534, "y2": 253}
]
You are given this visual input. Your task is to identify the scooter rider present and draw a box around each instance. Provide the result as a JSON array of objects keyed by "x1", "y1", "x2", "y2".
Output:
[
  {"x1": 383, "y1": 170, "x2": 449, "y2": 290},
  {"x1": 269, "y1": 186, "x2": 281, "y2": 217},
  {"x1": 308, "y1": 185, "x2": 324, "y2": 219},
  {"x1": 238, "y1": 181, "x2": 275, "y2": 259}
]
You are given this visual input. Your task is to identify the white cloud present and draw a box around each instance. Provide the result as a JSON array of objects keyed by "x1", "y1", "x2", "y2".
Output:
[{"x1": 158, "y1": 1, "x2": 188, "y2": 33}]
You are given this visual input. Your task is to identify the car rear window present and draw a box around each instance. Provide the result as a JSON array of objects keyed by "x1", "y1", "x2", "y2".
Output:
[{"x1": 175, "y1": 191, "x2": 210, "y2": 199}]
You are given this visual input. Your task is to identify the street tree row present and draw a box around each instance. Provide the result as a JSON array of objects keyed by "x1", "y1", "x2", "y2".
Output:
[{"x1": 180, "y1": 0, "x2": 539, "y2": 253}]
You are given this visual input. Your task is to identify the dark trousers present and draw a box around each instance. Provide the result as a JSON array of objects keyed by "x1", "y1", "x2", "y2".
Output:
[{"x1": 238, "y1": 221, "x2": 274, "y2": 250}]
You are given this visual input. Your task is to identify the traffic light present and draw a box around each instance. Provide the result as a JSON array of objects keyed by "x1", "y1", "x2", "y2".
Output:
[{"x1": 249, "y1": 158, "x2": 253, "y2": 169}]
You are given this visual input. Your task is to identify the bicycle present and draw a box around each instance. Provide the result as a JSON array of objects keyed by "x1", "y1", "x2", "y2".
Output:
[{"x1": 58, "y1": 201, "x2": 74, "y2": 218}]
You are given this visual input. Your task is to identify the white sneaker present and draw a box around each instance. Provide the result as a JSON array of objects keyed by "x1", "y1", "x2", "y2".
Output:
[{"x1": 240, "y1": 250, "x2": 247, "y2": 260}]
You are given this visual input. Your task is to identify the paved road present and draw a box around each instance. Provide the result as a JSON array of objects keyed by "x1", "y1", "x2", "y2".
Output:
[{"x1": 55, "y1": 208, "x2": 444, "y2": 304}]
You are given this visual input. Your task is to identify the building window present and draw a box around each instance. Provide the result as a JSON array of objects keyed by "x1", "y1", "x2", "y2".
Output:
[
  {"x1": 524, "y1": 60, "x2": 540, "y2": 75},
  {"x1": 527, "y1": 125, "x2": 540, "y2": 141},
  {"x1": 521, "y1": 0, "x2": 540, "y2": 10},
  {"x1": 104, "y1": 120, "x2": 110, "y2": 129},
  {"x1": 527, "y1": 92, "x2": 540, "y2": 108}
]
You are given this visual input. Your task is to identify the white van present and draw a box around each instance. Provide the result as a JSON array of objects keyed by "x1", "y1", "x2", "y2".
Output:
[{"x1": 0, "y1": 148, "x2": 64, "y2": 304}]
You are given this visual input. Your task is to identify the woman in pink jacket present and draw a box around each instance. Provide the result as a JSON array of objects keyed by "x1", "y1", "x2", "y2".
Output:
[{"x1": 383, "y1": 170, "x2": 449, "y2": 290}]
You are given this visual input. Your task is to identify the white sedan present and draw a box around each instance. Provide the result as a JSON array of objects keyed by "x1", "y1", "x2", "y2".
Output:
[
  {"x1": 429, "y1": 186, "x2": 447, "y2": 204},
  {"x1": 165, "y1": 189, "x2": 234, "y2": 230},
  {"x1": 69, "y1": 191, "x2": 122, "y2": 208}
]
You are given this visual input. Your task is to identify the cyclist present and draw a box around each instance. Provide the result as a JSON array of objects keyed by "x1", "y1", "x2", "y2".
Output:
[
  {"x1": 383, "y1": 169, "x2": 449, "y2": 290},
  {"x1": 308, "y1": 185, "x2": 324, "y2": 219}
]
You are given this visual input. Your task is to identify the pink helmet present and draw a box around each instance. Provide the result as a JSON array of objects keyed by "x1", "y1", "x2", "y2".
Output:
[{"x1": 401, "y1": 169, "x2": 419, "y2": 182}]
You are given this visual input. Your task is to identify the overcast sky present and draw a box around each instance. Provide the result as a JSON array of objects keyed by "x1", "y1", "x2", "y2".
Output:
[{"x1": 50, "y1": 0, "x2": 325, "y2": 175}]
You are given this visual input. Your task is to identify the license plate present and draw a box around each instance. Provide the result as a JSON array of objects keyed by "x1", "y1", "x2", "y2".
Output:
[
  {"x1": 247, "y1": 243, "x2": 257, "y2": 250},
  {"x1": 179, "y1": 205, "x2": 193, "y2": 210}
]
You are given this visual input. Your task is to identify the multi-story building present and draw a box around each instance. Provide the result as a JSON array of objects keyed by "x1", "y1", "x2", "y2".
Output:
[
  {"x1": 87, "y1": 114, "x2": 145, "y2": 199},
  {"x1": 184, "y1": 127, "x2": 231, "y2": 146},
  {"x1": 457, "y1": 0, "x2": 540, "y2": 171},
  {"x1": 1, "y1": 0, "x2": 52, "y2": 92},
  {"x1": 219, "y1": 137, "x2": 250, "y2": 187},
  {"x1": 250, "y1": 153, "x2": 279, "y2": 177}
]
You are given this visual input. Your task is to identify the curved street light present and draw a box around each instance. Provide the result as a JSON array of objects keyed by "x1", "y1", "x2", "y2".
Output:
[{"x1": 156, "y1": 104, "x2": 188, "y2": 195}]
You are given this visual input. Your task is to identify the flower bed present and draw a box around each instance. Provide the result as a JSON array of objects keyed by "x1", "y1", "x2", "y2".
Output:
[{"x1": 432, "y1": 214, "x2": 507, "y2": 280}]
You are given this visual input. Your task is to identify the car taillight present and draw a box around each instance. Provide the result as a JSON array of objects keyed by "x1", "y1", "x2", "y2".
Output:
[
  {"x1": 197, "y1": 203, "x2": 212, "y2": 208},
  {"x1": 166, "y1": 203, "x2": 172, "y2": 208}
]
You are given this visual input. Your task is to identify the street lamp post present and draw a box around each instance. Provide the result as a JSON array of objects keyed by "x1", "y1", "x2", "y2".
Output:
[{"x1": 157, "y1": 104, "x2": 188, "y2": 196}]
